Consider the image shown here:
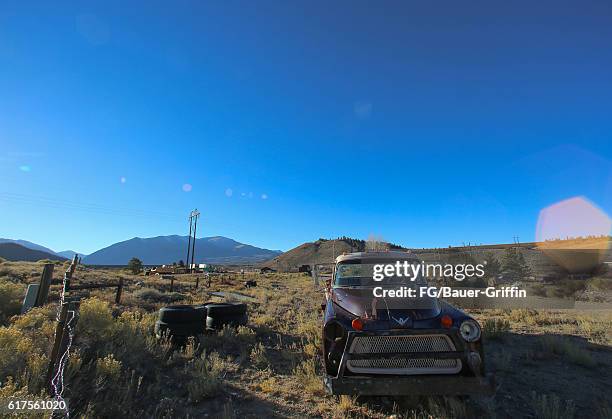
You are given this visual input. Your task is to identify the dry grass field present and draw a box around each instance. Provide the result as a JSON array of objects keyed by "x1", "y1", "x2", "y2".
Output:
[{"x1": 0, "y1": 260, "x2": 611, "y2": 418}]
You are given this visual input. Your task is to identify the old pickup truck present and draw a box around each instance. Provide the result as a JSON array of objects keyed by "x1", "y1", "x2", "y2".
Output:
[{"x1": 322, "y1": 251, "x2": 494, "y2": 396}]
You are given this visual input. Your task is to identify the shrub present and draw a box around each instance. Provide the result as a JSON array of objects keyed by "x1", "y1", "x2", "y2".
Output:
[
  {"x1": 0, "y1": 282, "x2": 25, "y2": 322},
  {"x1": 507, "y1": 309, "x2": 539, "y2": 325},
  {"x1": 552, "y1": 280, "x2": 586, "y2": 298},
  {"x1": 0, "y1": 327, "x2": 34, "y2": 381},
  {"x1": 482, "y1": 252, "x2": 502, "y2": 279},
  {"x1": 0, "y1": 333, "x2": 50, "y2": 394},
  {"x1": 483, "y1": 318, "x2": 511, "y2": 340},
  {"x1": 0, "y1": 377, "x2": 32, "y2": 413},
  {"x1": 249, "y1": 343, "x2": 269, "y2": 369},
  {"x1": 133, "y1": 288, "x2": 184, "y2": 303},
  {"x1": 11, "y1": 305, "x2": 55, "y2": 330},
  {"x1": 538, "y1": 336, "x2": 595, "y2": 368},
  {"x1": 502, "y1": 247, "x2": 531, "y2": 281},
  {"x1": 79, "y1": 297, "x2": 114, "y2": 341},
  {"x1": 530, "y1": 392, "x2": 576, "y2": 419},
  {"x1": 66, "y1": 350, "x2": 83, "y2": 381},
  {"x1": 185, "y1": 352, "x2": 224, "y2": 402},
  {"x1": 588, "y1": 277, "x2": 612, "y2": 291},
  {"x1": 577, "y1": 316, "x2": 609, "y2": 344},
  {"x1": 127, "y1": 258, "x2": 144, "y2": 275},
  {"x1": 257, "y1": 376, "x2": 278, "y2": 394},
  {"x1": 252, "y1": 314, "x2": 275, "y2": 328},
  {"x1": 303, "y1": 342, "x2": 318, "y2": 358},
  {"x1": 96, "y1": 354, "x2": 122, "y2": 385},
  {"x1": 293, "y1": 358, "x2": 323, "y2": 395},
  {"x1": 24, "y1": 352, "x2": 48, "y2": 393},
  {"x1": 236, "y1": 326, "x2": 256, "y2": 345},
  {"x1": 296, "y1": 313, "x2": 320, "y2": 345}
]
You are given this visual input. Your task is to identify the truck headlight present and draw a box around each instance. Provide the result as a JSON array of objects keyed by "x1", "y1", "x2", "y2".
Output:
[{"x1": 459, "y1": 319, "x2": 481, "y2": 342}]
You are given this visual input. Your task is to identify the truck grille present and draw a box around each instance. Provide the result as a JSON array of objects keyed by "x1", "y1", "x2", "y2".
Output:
[{"x1": 347, "y1": 334, "x2": 462, "y2": 375}]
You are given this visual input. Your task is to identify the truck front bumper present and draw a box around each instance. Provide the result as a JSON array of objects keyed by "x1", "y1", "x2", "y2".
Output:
[
  {"x1": 324, "y1": 373, "x2": 495, "y2": 396},
  {"x1": 324, "y1": 329, "x2": 495, "y2": 396}
]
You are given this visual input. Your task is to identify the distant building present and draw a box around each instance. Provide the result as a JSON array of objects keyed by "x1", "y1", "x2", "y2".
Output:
[{"x1": 299, "y1": 264, "x2": 312, "y2": 273}]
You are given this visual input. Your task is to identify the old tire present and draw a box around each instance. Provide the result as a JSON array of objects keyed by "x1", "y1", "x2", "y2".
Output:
[
  {"x1": 158, "y1": 305, "x2": 206, "y2": 323},
  {"x1": 156, "y1": 305, "x2": 208, "y2": 339},
  {"x1": 155, "y1": 320, "x2": 205, "y2": 338},
  {"x1": 205, "y1": 303, "x2": 248, "y2": 330}
]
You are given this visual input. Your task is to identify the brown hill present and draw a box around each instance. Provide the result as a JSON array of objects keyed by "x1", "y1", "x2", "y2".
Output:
[
  {"x1": 258, "y1": 238, "x2": 406, "y2": 271},
  {"x1": 261, "y1": 237, "x2": 612, "y2": 276}
]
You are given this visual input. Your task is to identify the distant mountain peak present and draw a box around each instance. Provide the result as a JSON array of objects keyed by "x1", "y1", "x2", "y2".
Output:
[{"x1": 82, "y1": 234, "x2": 281, "y2": 265}]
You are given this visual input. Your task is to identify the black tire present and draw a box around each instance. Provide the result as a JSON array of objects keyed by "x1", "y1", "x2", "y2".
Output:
[
  {"x1": 206, "y1": 312, "x2": 248, "y2": 330},
  {"x1": 158, "y1": 305, "x2": 206, "y2": 323},
  {"x1": 155, "y1": 320, "x2": 205, "y2": 337},
  {"x1": 206, "y1": 303, "x2": 247, "y2": 317},
  {"x1": 194, "y1": 303, "x2": 213, "y2": 317},
  {"x1": 205, "y1": 303, "x2": 248, "y2": 330}
]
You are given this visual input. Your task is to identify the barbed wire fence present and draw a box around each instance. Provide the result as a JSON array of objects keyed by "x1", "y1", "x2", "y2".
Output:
[
  {"x1": 45, "y1": 255, "x2": 80, "y2": 419},
  {"x1": 30, "y1": 255, "x2": 124, "y2": 418}
]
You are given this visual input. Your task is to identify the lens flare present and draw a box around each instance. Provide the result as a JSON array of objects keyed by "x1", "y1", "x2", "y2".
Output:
[{"x1": 536, "y1": 196, "x2": 611, "y2": 272}]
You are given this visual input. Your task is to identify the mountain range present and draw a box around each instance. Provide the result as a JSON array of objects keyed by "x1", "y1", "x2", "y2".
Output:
[
  {"x1": 82, "y1": 235, "x2": 281, "y2": 265},
  {"x1": 0, "y1": 236, "x2": 281, "y2": 265},
  {"x1": 0, "y1": 238, "x2": 80, "y2": 259},
  {"x1": 0, "y1": 242, "x2": 68, "y2": 262}
]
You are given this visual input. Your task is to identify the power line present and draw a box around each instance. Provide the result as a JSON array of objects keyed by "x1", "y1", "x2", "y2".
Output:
[{"x1": 0, "y1": 191, "x2": 183, "y2": 220}]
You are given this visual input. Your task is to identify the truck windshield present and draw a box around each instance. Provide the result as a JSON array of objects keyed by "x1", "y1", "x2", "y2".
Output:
[{"x1": 334, "y1": 262, "x2": 426, "y2": 287}]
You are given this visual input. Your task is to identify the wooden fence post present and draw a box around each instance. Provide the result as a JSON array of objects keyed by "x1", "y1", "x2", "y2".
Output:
[
  {"x1": 47, "y1": 301, "x2": 80, "y2": 393},
  {"x1": 62, "y1": 254, "x2": 79, "y2": 295},
  {"x1": 115, "y1": 278, "x2": 124, "y2": 304},
  {"x1": 170, "y1": 277, "x2": 174, "y2": 292},
  {"x1": 35, "y1": 263, "x2": 54, "y2": 307},
  {"x1": 46, "y1": 302, "x2": 69, "y2": 391},
  {"x1": 195, "y1": 277, "x2": 199, "y2": 289}
]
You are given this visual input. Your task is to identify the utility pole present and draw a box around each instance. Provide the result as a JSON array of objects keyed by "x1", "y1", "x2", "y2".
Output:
[
  {"x1": 186, "y1": 213, "x2": 193, "y2": 273},
  {"x1": 189, "y1": 209, "x2": 200, "y2": 273}
]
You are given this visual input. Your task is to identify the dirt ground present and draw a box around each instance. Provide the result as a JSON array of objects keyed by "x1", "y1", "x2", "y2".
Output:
[{"x1": 1, "y1": 262, "x2": 611, "y2": 418}]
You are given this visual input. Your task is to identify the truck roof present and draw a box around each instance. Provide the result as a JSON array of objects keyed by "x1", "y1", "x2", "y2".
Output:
[{"x1": 335, "y1": 250, "x2": 418, "y2": 263}]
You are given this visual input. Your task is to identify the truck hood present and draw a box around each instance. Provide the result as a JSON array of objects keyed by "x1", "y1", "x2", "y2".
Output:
[{"x1": 332, "y1": 287, "x2": 441, "y2": 320}]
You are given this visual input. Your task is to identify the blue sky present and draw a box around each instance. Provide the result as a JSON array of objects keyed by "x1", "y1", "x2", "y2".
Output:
[{"x1": 1, "y1": 1, "x2": 612, "y2": 254}]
